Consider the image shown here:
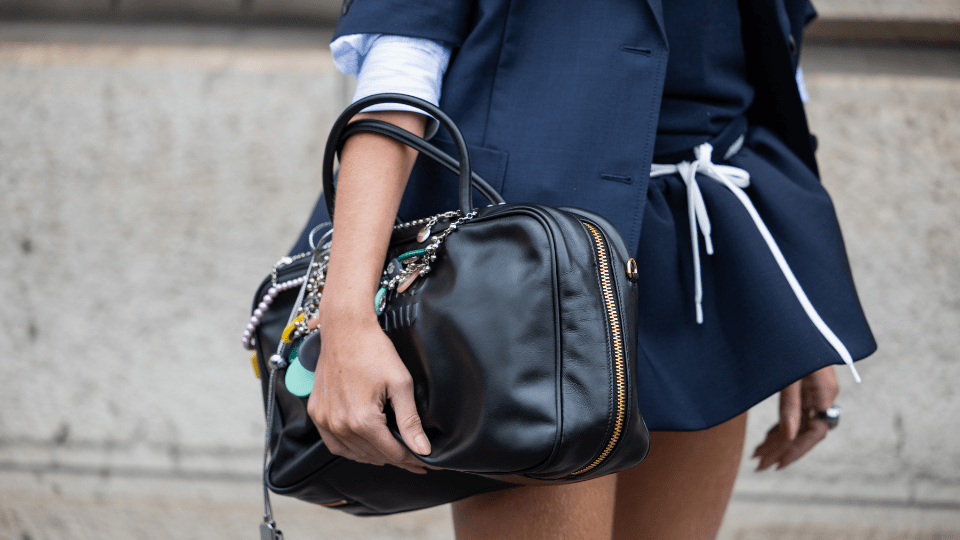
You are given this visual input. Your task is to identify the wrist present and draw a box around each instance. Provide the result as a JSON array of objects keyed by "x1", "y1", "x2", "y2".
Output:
[{"x1": 318, "y1": 292, "x2": 379, "y2": 330}]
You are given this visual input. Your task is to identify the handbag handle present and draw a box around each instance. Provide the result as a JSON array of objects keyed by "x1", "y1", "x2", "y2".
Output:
[
  {"x1": 338, "y1": 119, "x2": 505, "y2": 209},
  {"x1": 322, "y1": 93, "x2": 502, "y2": 221}
]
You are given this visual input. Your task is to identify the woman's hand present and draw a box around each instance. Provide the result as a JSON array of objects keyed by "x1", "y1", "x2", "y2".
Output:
[
  {"x1": 753, "y1": 365, "x2": 839, "y2": 470},
  {"x1": 300, "y1": 109, "x2": 430, "y2": 474},
  {"x1": 307, "y1": 309, "x2": 431, "y2": 474}
]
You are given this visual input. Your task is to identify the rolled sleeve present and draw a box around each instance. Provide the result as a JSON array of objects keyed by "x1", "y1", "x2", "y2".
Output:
[{"x1": 331, "y1": 33, "x2": 452, "y2": 138}]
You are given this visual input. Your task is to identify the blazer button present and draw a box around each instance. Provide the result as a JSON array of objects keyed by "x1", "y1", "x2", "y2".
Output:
[{"x1": 789, "y1": 34, "x2": 798, "y2": 55}]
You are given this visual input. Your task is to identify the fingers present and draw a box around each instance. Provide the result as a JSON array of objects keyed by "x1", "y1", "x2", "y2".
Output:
[
  {"x1": 753, "y1": 381, "x2": 801, "y2": 471},
  {"x1": 304, "y1": 324, "x2": 431, "y2": 475},
  {"x1": 775, "y1": 420, "x2": 828, "y2": 470},
  {"x1": 803, "y1": 365, "x2": 839, "y2": 412},
  {"x1": 779, "y1": 381, "x2": 802, "y2": 442},
  {"x1": 753, "y1": 424, "x2": 796, "y2": 471},
  {"x1": 753, "y1": 366, "x2": 843, "y2": 471},
  {"x1": 388, "y1": 373, "x2": 432, "y2": 456},
  {"x1": 311, "y1": 401, "x2": 429, "y2": 474}
]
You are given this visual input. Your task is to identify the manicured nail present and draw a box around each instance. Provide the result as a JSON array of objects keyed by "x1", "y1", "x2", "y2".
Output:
[{"x1": 415, "y1": 434, "x2": 431, "y2": 456}]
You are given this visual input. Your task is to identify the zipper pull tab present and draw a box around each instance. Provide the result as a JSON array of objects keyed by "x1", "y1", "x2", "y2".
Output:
[{"x1": 260, "y1": 521, "x2": 284, "y2": 540}]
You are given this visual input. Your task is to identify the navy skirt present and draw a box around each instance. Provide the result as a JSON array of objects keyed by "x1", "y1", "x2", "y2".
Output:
[
  {"x1": 634, "y1": 125, "x2": 876, "y2": 430},
  {"x1": 289, "y1": 125, "x2": 876, "y2": 432}
]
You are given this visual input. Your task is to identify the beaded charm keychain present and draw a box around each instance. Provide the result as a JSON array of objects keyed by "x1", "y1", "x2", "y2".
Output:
[
  {"x1": 247, "y1": 208, "x2": 483, "y2": 539},
  {"x1": 242, "y1": 224, "x2": 333, "y2": 352},
  {"x1": 244, "y1": 210, "x2": 479, "y2": 354}
]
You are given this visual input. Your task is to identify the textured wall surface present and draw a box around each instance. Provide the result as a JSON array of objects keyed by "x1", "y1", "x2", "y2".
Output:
[
  {"x1": 0, "y1": 29, "x2": 347, "y2": 478},
  {"x1": 0, "y1": 23, "x2": 959, "y2": 536},
  {"x1": 2, "y1": 0, "x2": 956, "y2": 20},
  {"x1": 0, "y1": 0, "x2": 343, "y2": 21},
  {"x1": 813, "y1": 0, "x2": 960, "y2": 19}
]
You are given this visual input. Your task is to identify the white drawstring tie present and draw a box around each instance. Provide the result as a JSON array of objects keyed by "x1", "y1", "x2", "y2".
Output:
[{"x1": 650, "y1": 142, "x2": 861, "y2": 383}]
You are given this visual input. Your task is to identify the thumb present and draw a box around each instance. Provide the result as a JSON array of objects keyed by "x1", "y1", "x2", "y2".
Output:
[
  {"x1": 388, "y1": 377, "x2": 431, "y2": 456},
  {"x1": 779, "y1": 381, "x2": 801, "y2": 441}
]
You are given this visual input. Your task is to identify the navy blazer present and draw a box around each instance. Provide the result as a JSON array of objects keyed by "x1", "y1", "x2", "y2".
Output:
[{"x1": 333, "y1": 0, "x2": 819, "y2": 256}]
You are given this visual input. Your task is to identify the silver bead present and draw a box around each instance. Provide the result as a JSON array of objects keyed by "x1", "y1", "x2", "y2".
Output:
[
  {"x1": 253, "y1": 308, "x2": 263, "y2": 318},
  {"x1": 267, "y1": 287, "x2": 278, "y2": 296},
  {"x1": 243, "y1": 329, "x2": 251, "y2": 338},
  {"x1": 262, "y1": 296, "x2": 273, "y2": 306},
  {"x1": 246, "y1": 322, "x2": 255, "y2": 332},
  {"x1": 269, "y1": 354, "x2": 287, "y2": 369},
  {"x1": 258, "y1": 302, "x2": 268, "y2": 310}
]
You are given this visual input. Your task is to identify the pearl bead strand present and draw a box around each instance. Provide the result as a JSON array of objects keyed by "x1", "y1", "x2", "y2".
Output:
[{"x1": 242, "y1": 276, "x2": 307, "y2": 350}]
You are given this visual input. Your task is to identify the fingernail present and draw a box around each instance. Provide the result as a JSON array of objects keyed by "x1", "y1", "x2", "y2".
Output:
[{"x1": 415, "y1": 434, "x2": 431, "y2": 456}]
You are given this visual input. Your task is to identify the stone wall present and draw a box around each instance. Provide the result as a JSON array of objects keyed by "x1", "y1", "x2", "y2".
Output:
[{"x1": 3, "y1": 0, "x2": 957, "y2": 23}]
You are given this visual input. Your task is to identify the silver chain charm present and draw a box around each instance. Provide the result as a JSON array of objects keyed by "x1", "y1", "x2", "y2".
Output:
[{"x1": 381, "y1": 210, "x2": 478, "y2": 293}]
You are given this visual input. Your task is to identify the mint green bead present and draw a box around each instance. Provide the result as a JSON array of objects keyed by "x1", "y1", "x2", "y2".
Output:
[{"x1": 284, "y1": 356, "x2": 315, "y2": 398}]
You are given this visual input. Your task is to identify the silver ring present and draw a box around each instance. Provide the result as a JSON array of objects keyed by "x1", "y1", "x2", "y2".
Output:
[{"x1": 812, "y1": 406, "x2": 841, "y2": 430}]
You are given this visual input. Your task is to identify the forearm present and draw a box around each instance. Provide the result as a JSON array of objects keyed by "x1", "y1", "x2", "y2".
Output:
[{"x1": 319, "y1": 110, "x2": 426, "y2": 327}]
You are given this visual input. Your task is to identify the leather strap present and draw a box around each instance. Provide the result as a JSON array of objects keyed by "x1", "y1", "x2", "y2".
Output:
[
  {"x1": 322, "y1": 93, "x2": 488, "y2": 221},
  {"x1": 339, "y1": 119, "x2": 505, "y2": 207}
]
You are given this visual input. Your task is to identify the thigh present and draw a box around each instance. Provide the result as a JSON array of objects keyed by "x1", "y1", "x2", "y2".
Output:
[
  {"x1": 452, "y1": 474, "x2": 618, "y2": 540},
  {"x1": 612, "y1": 412, "x2": 747, "y2": 540}
]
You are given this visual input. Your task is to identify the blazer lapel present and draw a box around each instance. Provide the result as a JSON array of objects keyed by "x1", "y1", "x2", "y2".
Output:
[{"x1": 643, "y1": 0, "x2": 668, "y2": 46}]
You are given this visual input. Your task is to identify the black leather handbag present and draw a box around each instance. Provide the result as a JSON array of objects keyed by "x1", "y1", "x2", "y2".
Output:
[{"x1": 249, "y1": 94, "x2": 650, "y2": 530}]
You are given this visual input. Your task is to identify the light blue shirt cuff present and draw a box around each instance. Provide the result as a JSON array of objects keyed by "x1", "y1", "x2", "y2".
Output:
[{"x1": 331, "y1": 33, "x2": 452, "y2": 139}]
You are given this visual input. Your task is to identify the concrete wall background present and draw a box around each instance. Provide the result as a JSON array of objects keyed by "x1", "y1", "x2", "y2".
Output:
[
  {"x1": 814, "y1": 0, "x2": 960, "y2": 19},
  {"x1": 0, "y1": 0, "x2": 343, "y2": 22},
  {"x1": 0, "y1": 26, "x2": 345, "y2": 480},
  {"x1": 1, "y1": 12, "x2": 959, "y2": 538},
  {"x1": 2, "y1": 0, "x2": 958, "y2": 22}
]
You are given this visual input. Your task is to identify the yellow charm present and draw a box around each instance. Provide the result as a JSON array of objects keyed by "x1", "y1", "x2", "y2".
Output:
[
  {"x1": 251, "y1": 353, "x2": 261, "y2": 379},
  {"x1": 281, "y1": 313, "x2": 306, "y2": 343}
]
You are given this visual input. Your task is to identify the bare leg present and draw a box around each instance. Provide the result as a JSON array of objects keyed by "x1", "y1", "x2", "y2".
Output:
[
  {"x1": 452, "y1": 474, "x2": 618, "y2": 540},
  {"x1": 612, "y1": 413, "x2": 747, "y2": 540},
  {"x1": 451, "y1": 413, "x2": 745, "y2": 540}
]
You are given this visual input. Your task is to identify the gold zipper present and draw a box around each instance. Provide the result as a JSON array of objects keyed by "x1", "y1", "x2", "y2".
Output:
[{"x1": 572, "y1": 222, "x2": 628, "y2": 476}]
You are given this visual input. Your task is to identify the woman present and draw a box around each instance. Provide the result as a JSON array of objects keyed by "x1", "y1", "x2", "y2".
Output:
[{"x1": 295, "y1": 0, "x2": 877, "y2": 537}]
